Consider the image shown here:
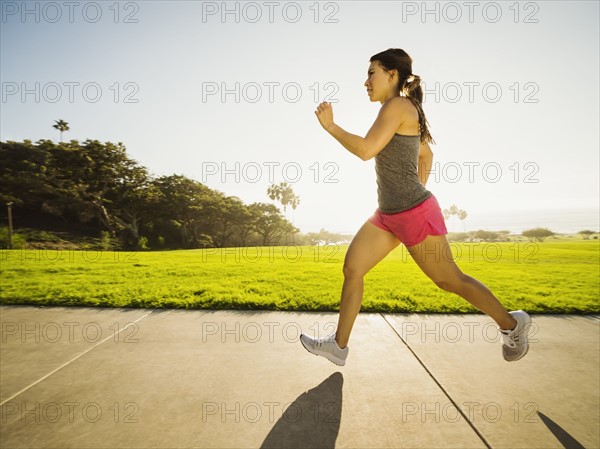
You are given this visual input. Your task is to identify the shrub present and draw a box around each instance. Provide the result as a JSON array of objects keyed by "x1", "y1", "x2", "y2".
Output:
[
  {"x1": 138, "y1": 236, "x2": 149, "y2": 250},
  {"x1": 522, "y1": 227, "x2": 554, "y2": 242}
]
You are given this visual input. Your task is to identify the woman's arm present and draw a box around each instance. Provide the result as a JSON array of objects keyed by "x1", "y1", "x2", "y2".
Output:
[
  {"x1": 418, "y1": 141, "x2": 434, "y2": 187},
  {"x1": 315, "y1": 99, "x2": 405, "y2": 161},
  {"x1": 325, "y1": 123, "x2": 367, "y2": 160}
]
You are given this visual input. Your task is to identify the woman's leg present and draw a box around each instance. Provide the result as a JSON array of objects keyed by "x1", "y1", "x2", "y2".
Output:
[
  {"x1": 405, "y1": 234, "x2": 517, "y2": 330},
  {"x1": 335, "y1": 221, "x2": 401, "y2": 348}
]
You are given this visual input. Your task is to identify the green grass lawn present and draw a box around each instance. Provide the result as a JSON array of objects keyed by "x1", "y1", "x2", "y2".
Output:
[{"x1": 1, "y1": 239, "x2": 598, "y2": 313}]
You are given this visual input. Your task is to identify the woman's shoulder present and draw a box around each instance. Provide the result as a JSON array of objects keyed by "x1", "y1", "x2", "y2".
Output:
[
  {"x1": 383, "y1": 96, "x2": 419, "y2": 132},
  {"x1": 383, "y1": 95, "x2": 418, "y2": 114}
]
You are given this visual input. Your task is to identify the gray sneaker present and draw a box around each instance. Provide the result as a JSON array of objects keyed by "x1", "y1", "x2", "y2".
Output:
[
  {"x1": 299, "y1": 333, "x2": 349, "y2": 366},
  {"x1": 500, "y1": 310, "x2": 532, "y2": 362}
]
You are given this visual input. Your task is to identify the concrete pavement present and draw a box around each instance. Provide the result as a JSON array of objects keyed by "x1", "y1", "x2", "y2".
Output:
[{"x1": 0, "y1": 305, "x2": 598, "y2": 449}]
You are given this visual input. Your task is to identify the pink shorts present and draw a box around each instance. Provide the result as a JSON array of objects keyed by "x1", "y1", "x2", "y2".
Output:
[{"x1": 368, "y1": 194, "x2": 448, "y2": 247}]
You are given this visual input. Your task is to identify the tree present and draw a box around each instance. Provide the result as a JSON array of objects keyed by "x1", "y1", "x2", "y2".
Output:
[
  {"x1": 1, "y1": 138, "x2": 309, "y2": 250},
  {"x1": 267, "y1": 182, "x2": 300, "y2": 214},
  {"x1": 235, "y1": 204, "x2": 256, "y2": 247},
  {"x1": 458, "y1": 209, "x2": 468, "y2": 232},
  {"x1": 53, "y1": 120, "x2": 70, "y2": 143},
  {"x1": 109, "y1": 164, "x2": 158, "y2": 248},
  {"x1": 473, "y1": 229, "x2": 498, "y2": 242},
  {"x1": 578, "y1": 230, "x2": 596, "y2": 240},
  {"x1": 522, "y1": 227, "x2": 554, "y2": 242},
  {"x1": 40, "y1": 139, "x2": 99, "y2": 225},
  {"x1": 496, "y1": 230, "x2": 511, "y2": 242},
  {"x1": 0, "y1": 140, "x2": 53, "y2": 208},
  {"x1": 305, "y1": 228, "x2": 348, "y2": 245},
  {"x1": 442, "y1": 203, "x2": 467, "y2": 232},
  {"x1": 211, "y1": 194, "x2": 249, "y2": 248},
  {"x1": 446, "y1": 232, "x2": 469, "y2": 242},
  {"x1": 250, "y1": 202, "x2": 298, "y2": 246},
  {"x1": 152, "y1": 175, "x2": 216, "y2": 248},
  {"x1": 49, "y1": 140, "x2": 143, "y2": 236}
]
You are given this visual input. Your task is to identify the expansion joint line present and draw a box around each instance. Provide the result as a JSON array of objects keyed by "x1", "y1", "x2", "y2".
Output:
[
  {"x1": 380, "y1": 313, "x2": 493, "y2": 449},
  {"x1": 0, "y1": 310, "x2": 153, "y2": 407}
]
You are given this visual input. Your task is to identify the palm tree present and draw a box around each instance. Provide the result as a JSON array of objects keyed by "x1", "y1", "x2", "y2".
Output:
[
  {"x1": 267, "y1": 182, "x2": 300, "y2": 214},
  {"x1": 267, "y1": 182, "x2": 300, "y2": 238},
  {"x1": 53, "y1": 119, "x2": 70, "y2": 142},
  {"x1": 442, "y1": 203, "x2": 468, "y2": 232},
  {"x1": 458, "y1": 210, "x2": 468, "y2": 232}
]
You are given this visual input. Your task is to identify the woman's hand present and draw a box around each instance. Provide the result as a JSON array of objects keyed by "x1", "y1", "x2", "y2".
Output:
[{"x1": 314, "y1": 101, "x2": 334, "y2": 131}]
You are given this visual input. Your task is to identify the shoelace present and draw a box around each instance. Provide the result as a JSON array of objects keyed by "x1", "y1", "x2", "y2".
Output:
[
  {"x1": 316, "y1": 333, "x2": 337, "y2": 348},
  {"x1": 501, "y1": 327, "x2": 520, "y2": 349}
]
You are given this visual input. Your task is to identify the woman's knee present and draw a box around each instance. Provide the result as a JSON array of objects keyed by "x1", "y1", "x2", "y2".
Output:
[{"x1": 342, "y1": 262, "x2": 366, "y2": 280}]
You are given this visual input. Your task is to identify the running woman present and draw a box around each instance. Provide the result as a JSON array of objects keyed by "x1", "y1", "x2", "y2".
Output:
[{"x1": 300, "y1": 48, "x2": 532, "y2": 366}]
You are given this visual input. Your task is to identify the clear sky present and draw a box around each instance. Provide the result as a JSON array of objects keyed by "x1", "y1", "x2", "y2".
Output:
[{"x1": 1, "y1": 1, "x2": 598, "y2": 234}]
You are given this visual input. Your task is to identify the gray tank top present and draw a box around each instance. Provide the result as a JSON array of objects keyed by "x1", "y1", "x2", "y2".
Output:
[{"x1": 375, "y1": 134, "x2": 432, "y2": 213}]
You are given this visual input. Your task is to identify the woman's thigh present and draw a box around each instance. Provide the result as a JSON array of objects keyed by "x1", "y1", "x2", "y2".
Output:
[
  {"x1": 343, "y1": 220, "x2": 401, "y2": 278},
  {"x1": 405, "y1": 234, "x2": 464, "y2": 290}
]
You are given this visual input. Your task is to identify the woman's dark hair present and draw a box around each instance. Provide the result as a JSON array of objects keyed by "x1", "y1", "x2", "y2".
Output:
[{"x1": 369, "y1": 48, "x2": 435, "y2": 144}]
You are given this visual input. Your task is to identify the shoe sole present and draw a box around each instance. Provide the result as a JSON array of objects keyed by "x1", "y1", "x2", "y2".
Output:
[
  {"x1": 505, "y1": 313, "x2": 532, "y2": 362},
  {"x1": 300, "y1": 337, "x2": 346, "y2": 366}
]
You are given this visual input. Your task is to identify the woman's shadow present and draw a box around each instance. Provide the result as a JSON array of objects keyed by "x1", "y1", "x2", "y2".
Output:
[{"x1": 260, "y1": 372, "x2": 343, "y2": 449}]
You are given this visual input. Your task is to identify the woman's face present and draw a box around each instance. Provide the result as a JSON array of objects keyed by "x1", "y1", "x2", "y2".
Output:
[{"x1": 364, "y1": 61, "x2": 394, "y2": 102}]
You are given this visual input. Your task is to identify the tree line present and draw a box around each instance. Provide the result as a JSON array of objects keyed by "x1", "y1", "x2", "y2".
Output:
[
  {"x1": 0, "y1": 138, "x2": 316, "y2": 249},
  {"x1": 2, "y1": 131, "x2": 594, "y2": 249}
]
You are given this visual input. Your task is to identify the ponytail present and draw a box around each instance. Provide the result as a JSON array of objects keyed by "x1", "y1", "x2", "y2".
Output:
[{"x1": 403, "y1": 74, "x2": 435, "y2": 145}]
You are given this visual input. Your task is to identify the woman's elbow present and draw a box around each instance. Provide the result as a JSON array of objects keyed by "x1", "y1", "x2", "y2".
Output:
[
  {"x1": 361, "y1": 153, "x2": 374, "y2": 161},
  {"x1": 360, "y1": 147, "x2": 375, "y2": 161}
]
